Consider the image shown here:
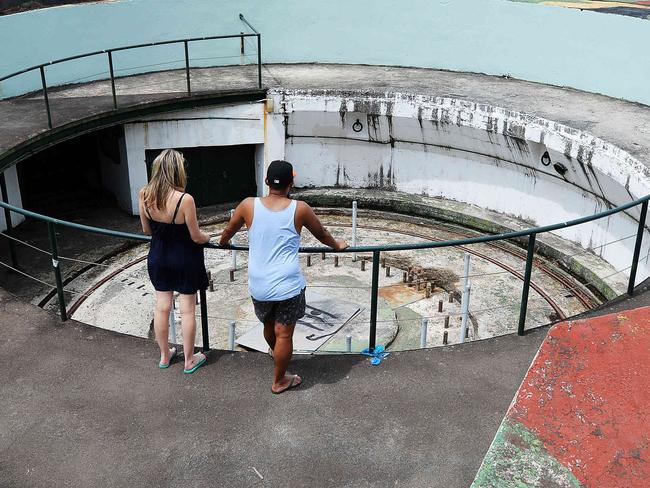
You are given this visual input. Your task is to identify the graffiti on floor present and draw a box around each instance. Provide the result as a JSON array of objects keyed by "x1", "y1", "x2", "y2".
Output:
[{"x1": 510, "y1": 0, "x2": 650, "y2": 19}]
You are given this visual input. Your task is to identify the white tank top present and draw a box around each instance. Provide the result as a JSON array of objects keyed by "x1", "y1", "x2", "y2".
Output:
[{"x1": 248, "y1": 198, "x2": 306, "y2": 301}]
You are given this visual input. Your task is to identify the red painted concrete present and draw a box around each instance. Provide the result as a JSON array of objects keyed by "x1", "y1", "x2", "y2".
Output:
[{"x1": 511, "y1": 307, "x2": 650, "y2": 487}]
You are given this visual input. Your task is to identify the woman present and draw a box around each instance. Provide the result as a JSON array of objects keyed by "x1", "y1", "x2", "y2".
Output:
[{"x1": 139, "y1": 149, "x2": 211, "y2": 374}]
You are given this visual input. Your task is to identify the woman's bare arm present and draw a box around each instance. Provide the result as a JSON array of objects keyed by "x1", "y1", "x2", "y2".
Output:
[
  {"x1": 182, "y1": 194, "x2": 210, "y2": 244},
  {"x1": 138, "y1": 189, "x2": 152, "y2": 236}
]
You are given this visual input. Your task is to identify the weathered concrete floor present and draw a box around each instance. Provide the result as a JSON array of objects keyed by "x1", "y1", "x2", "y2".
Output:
[
  {"x1": 1, "y1": 64, "x2": 650, "y2": 165},
  {"x1": 0, "y1": 288, "x2": 547, "y2": 488},
  {"x1": 473, "y1": 306, "x2": 650, "y2": 487}
]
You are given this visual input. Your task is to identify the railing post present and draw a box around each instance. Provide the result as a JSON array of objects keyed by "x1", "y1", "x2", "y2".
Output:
[
  {"x1": 517, "y1": 233, "x2": 536, "y2": 336},
  {"x1": 168, "y1": 296, "x2": 177, "y2": 344},
  {"x1": 628, "y1": 200, "x2": 648, "y2": 296},
  {"x1": 228, "y1": 321, "x2": 236, "y2": 351},
  {"x1": 459, "y1": 282, "x2": 471, "y2": 343},
  {"x1": 240, "y1": 32, "x2": 245, "y2": 55},
  {"x1": 199, "y1": 288, "x2": 209, "y2": 351},
  {"x1": 351, "y1": 201, "x2": 358, "y2": 262},
  {"x1": 39, "y1": 66, "x2": 52, "y2": 129},
  {"x1": 184, "y1": 41, "x2": 191, "y2": 96},
  {"x1": 420, "y1": 318, "x2": 428, "y2": 348},
  {"x1": 47, "y1": 222, "x2": 67, "y2": 321},
  {"x1": 0, "y1": 172, "x2": 18, "y2": 269},
  {"x1": 256, "y1": 34, "x2": 262, "y2": 89},
  {"x1": 230, "y1": 209, "x2": 237, "y2": 270},
  {"x1": 369, "y1": 250, "x2": 380, "y2": 352},
  {"x1": 107, "y1": 50, "x2": 117, "y2": 109}
]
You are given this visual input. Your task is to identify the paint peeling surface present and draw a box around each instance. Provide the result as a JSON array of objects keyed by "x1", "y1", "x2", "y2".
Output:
[{"x1": 473, "y1": 306, "x2": 650, "y2": 487}]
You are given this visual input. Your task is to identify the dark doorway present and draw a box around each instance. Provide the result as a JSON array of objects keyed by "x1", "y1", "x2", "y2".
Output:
[
  {"x1": 145, "y1": 145, "x2": 257, "y2": 207},
  {"x1": 16, "y1": 131, "x2": 109, "y2": 217}
]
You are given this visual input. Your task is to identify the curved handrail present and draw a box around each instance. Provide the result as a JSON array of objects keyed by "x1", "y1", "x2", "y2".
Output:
[
  {"x1": 0, "y1": 33, "x2": 260, "y2": 83},
  {"x1": 0, "y1": 15, "x2": 263, "y2": 129},
  {"x1": 0, "y1": 194, "x2": 647, "y2": 254},
  {"x1": 0, "y1": 191, "x2": 647, "y2": 346}
]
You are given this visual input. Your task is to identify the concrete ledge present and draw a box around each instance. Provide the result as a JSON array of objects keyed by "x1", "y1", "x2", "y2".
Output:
[{"x1": 473, "y1": 306, "x2": 650, "y2": 487}]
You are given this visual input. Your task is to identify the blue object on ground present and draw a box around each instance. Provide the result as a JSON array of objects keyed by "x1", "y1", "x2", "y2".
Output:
[{"x1": 361, "y1": 345, "x2": 389, "y2": 365}]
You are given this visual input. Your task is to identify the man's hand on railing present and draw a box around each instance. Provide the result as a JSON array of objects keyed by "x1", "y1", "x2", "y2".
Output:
[{"x1": 334, "y1": 239, "x2": 349, "y2": 251}]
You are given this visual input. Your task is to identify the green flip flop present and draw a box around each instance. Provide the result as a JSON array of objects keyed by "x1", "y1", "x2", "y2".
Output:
[
  {"x1": 158, "y1": 347, "x2": 177, "y2": 369},
  {"x1": 183, "y1": 354, "x2": 207, "y2": 374}
]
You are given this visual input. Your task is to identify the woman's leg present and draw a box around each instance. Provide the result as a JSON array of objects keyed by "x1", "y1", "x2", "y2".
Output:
[
  {"x1": 154, "y1": 291, "x2": 174, "y2": 363},
  {"x1": 178, "y1": 293, "x2": 204, "y2": 369}
]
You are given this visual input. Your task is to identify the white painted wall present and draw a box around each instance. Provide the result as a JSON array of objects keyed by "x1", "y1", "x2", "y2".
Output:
[
  {"x1": 123, "y1": 102, "x2": 267, "y2": 214},
  {"x1": 117, "y1": 90, "x2": 650, "y2": 284},
  {"x1": 0, "y1": 166, "x2": 24, "y2": 231},
  {"x1": 272, "y1": 90, "x2": 650, "y2": 282}
]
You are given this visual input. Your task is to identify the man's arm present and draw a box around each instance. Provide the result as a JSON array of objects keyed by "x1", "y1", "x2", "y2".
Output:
[
  {"x1": 219, "y1": 198, "x2": 250, "y2": 246},
  {"x1": 297, "y1": 201, "x2": 348, "y2": 250}
]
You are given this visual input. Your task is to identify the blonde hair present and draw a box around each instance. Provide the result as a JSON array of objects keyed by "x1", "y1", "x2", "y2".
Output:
[{"x1": 142, "y1": 149, "x2": 187, "y2": 211}]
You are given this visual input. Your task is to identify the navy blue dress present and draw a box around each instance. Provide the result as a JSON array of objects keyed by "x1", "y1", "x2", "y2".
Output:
[{"x1": 146, "y1": 193, "x2": 208, "y2": 294}]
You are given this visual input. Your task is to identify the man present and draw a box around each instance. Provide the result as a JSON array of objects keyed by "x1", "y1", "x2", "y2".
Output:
[{"x1": 219, "y1": 160, "x2": 348, "y2": 394}]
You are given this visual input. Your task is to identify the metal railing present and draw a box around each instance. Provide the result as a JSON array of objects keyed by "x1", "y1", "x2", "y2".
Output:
[
  {"x1": 0, "y1": 14, "x2": 262, "y2": 129},
  {"x1": 0, "y1": 191, "x2": 647, "y2": 353}
]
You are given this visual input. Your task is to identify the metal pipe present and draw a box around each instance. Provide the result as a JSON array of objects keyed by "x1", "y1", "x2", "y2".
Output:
[
  {"x1": 459, "y1": 282, "x2": 471, "y2": 343},
  {"x1": 199, "y1": 289, "x2": 209, "y2": 351},
  {"x1": 239, "y1": 13, "x2": 260, "y2": 34},
  {"x1": 256, "y1": 34, "x2": 262, "y2": 89},
  {"x1": 184, "y1": 41, "x2": 191, "y2": 96},
  {"x1": 517, "y1": 233, "x2": 537, "y2": 336},
  {"x1": 352, "y1": 201, "x2": 358, "y2": 261},
  {"x1": 0, "y1": 172, "x2": 18, "y2": 269},
  {"x1": 462, "y1": 252, "x2": 470, "y2": 290},
  {"x1": 47, "y1": 222, "x2": 67, "y2": 321},
  {"x1": 39, "y1": 66, "x2": 52, "y2": 129},
  {"x1": 420, "y1": 318, "x2": 428, "y2": 348},
  {"x1": 346, "y1": 334, "x2": 352, "y2": 353},
  {"x1": 228, "y1": 321, "x2": 236, "y2": 351},
  {"x1": 107, "y1": 51, "x2": 117, "y2": 109},
  {"x1": 368, "y1": 250, "x2": 380, "y2": 352},
  {"x1": 0, "y1": 194, "x2": 649, "y2": 255},
  {"x1": 628, "y1": 201, "x2": 648, "y2": 296},
  {"x1": 0, "y1": 33, "x2": 261, "y2": 82},
  {"x1": 240, "y1": 32, "x2": 245, "y2": 55},
  {"x1": 230, "y1": 209, "x2": 237, "y2": 270},
  {"x1": 168, "y1": 297, "x2": 177, "y2": 344}
]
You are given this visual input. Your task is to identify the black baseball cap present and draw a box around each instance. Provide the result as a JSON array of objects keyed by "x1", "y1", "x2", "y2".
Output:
[{"x1": 266, "y1": 160, "x2": 296, "y2": 188}]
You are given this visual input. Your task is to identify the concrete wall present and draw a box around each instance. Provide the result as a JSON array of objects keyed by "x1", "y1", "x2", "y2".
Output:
[
  {"x1": 1, "y1": 0, "x2": 649, "y2": 105},
  {"x1": 123, "y1": 102, "x2": 266, "y2": 214},
  {"x1": 0, "y1": 166, "x2": 24, "y2": 231},
  {"x1": 270, "y1": 90, "x2": 650, "y2": 281}
]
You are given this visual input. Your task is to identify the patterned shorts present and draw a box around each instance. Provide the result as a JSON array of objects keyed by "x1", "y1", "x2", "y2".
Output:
[{"x1": 252, "y1": 288, "x2": 306, "y2": 326}]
